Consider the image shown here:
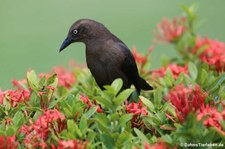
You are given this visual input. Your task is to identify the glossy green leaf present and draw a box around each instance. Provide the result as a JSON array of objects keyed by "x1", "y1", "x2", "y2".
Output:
[
  {"x1": 140, "y1": 96, "x2": 155, "y2": 112},
  {"x1": 26, "y1": 70, "x2": 39, "y2": 90},
  {"x1": 111, "y1": 78, "x2": 123, "y2": 94},
  {"x1": 134, "y1": 128, "x2": 148, "y2": 143},
  {"x1": 84, "y1": 106, "x2": 98, "y2": 119},
  {"x1": 113, "y1": 88, "x2": 134, "y2": 106},
  {"x1": 188, "y1": 62, "x2": 198, "y2": 80}
]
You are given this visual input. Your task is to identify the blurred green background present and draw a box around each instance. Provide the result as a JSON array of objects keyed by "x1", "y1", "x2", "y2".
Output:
[{"x1": 1, "y1": 0, "x2": 225, "y2": 90}]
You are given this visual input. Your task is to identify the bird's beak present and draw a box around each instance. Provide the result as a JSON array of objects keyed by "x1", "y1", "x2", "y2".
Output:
[{"x1": 59, "y1": 37, "x2": 73, "y2": 52}]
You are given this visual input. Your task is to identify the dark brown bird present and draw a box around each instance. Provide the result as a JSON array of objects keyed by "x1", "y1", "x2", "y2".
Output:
[{"x1": 59, "y1": 19, "x2": 153, "y2": 94}]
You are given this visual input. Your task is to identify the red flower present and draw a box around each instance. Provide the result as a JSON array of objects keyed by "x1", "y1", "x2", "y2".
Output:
[
  {"x1": 4, "y1": 89, "x2": 30, "y2": 107},
  {"x1": 153, "y1": 17, "x2": 186, "y2": 43},
  {"x1": 132, "y1": 46, "x2": 154, "y2": 65},
  {"x1": 0, "y1": 89, "x2": 4, "y2": 104},
  {"x1": 132, "y1": 47, "x2": 147, "y2": 64},
  {"x1": 144, "y1": 141, "x2": 170, "y2": 149},
  {"x1": 11, "y1": 79, "x2": 27, "y2": 90},
  {"x1": 197, "y1": 105, "x2": 223, "y2": 130},
  {"x1": 126, "y1": 100, "x2": 148, "y2": 116},
  {"x1": 39, "y1": 73, "x2": 51, "y2": 79},
  {"x1": 53, "y1": 66, "x2": 75, "y2": 89},
  {"x1": 0, "y1": 135, "x2": 18, "y2": 149},
  {"x1": 166, "y1": 84, "x2": 207, "y2": 122},
  {"x1": 151, "y1": 64, "x2": 188, "y2": 79},
  {"x1": 55, "y1": 139, "x2": 88, "y2": 149},
  {"x1": 20, "y1": 109, "x2": 65, "y2": 148},
  {"x1": 192, "y1": 36, "x2": 225, "y2": 72},
  {"x1": 126, "y1": 100, "x2": 148, "y2": 128},
  {"x1": 80, "y1": 95, "x2": 102, "y2": 113}
]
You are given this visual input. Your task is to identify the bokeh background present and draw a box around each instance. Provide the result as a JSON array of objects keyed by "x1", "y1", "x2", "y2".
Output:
[{"x1": 1, "y1": 0, "x2": 225, "y2": 90}]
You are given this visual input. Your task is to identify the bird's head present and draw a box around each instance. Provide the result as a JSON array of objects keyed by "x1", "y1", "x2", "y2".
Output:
[{"x1": 59, "y1": 19, "x2": 109, "y2": 52}]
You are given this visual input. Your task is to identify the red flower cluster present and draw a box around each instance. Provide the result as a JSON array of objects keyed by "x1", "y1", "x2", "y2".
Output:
[
  {"x1": 4, "y1": 89, "x2": 30, "y2": 107},
  {"x1": 132, "y1": 46, "x2": 153, "y2": 65},
  {"x1": 0, "y1": 89, "x2": 4, "y2": 104},
  {"x1": 144, "y1": 141, "x2": 170, "y2": 149},
  {"x1": 80, "y1": 95, "x2": 102, "y2": 113},
  {"x1": 166, "y1": 84, "x2": 207, "y2": 122},
  {"x1": 0, "y1": 135, "x2": 18, "y2": 149},
  {"x1": 132, "y1": 47, "x2": 147, "y2": 64},
  {"x1": 11, "y1": 79, "x2": 27, "y2": 90},
  {"x1": 197, "y1": 105, "x2": 223, "y2": 130},
  {"x1": 126, "y1": 100, "x2": 148, "y2": 128},
  {"x1": 39, "y1": 67, "x2": 75, "y2": 88},
  {"x1": 151, "y1": 64, "x2": 188, "y2": 79},
  {"x1": 53, "y1": 66, "x2": 75, "y2": 88},
  {"x1": 20, "y1": 109, "x2": 65, "y2": 148},
  {"x1": 153, "y1": 17, "x2": 186, "y2": 43},
  {"x1": 126, "y1": 100, "x2": 148, "y2": 116},
  {"x1": 52, "y1": 139, "x2": 88, "y2": 149},
  {"x1": 193, "y1": 37, "x2": 225, "y2": 72}
]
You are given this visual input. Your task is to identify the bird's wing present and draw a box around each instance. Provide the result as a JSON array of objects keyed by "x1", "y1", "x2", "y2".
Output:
[
  {"x1": 117, "y1": 42, "x2": 153, "y2": 93},
  {"x1": 117, "y1": 42, "x2": 141, "y2": 91}
]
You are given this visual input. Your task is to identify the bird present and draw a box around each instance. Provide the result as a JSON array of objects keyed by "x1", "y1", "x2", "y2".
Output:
[{"x1": 59, "y1": 19, "x2": 153, "y2": 94}]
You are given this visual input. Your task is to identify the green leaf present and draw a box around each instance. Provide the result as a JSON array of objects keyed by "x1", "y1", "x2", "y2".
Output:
[
  {"x1": 113, "y1": 89, "x2": 134, "y2": 106},
  {"x1": 208, "y1": 73, "x2": 225, "y2": 92},
  {"x1": 94, "y1": 114, "x2": 110, "y2": 132},
  {"x1": 195, "y1": 45, "x2": 208, "y2": 56},
  {"x1": 100, "y1": 134, "x2": 115, "y2": 149},
  {"x1": 67, "y1": 119, "x2": 81, "y2": 138},
  {"x1": 134, "y1": 128, "x2": 148, "y2": 143},
  {"x1": 153, "y1": 88, "x2": 162, "y2": 107},
  {"x1": 162, "y1": 134, "x2": 173, "y2": 144},
  {"x1": 111, "y1": 78, "x2": 123, "y2": 95},
  {"x1": 164, "y1": 69, "x2": 174, "y2": 87},
  {"x1": 6, "y1": 127, "x2": 15, "y2": 136},
  {"x1": 116, "y1": 131, "x2": 133, "y2": 147},
  {"x1": 79, "y1": 115, "x2": 87, "y2": 135},
  {"x1": 26, "y1": 70, "x2": 39, "y2": 90},
  {"x1": 119, "y1": 114, "x2": 133, "y2": 126},
  {"x1": 47, "y1": 73, "x2": 58, "y2": 88},
  {"x1": 84, "y1": 106, "x2": 98, "y2": 119},
  {"x1": 188, "y1": 62, "x2": 198, "y2": 80},
  {"x1": 95, "y1": 95, "x2": 113, "y2": 110},
  {"x1": 197, "y1": 69, "x2": 208, "y2": 86},
  {"x1": 140, "y1": 96, "x2": 155, "y2": 112}
]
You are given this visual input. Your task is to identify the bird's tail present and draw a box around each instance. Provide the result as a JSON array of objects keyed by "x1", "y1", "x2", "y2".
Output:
[{"x1": 139, "y1": 77, "x2": 153, "y2": 91}]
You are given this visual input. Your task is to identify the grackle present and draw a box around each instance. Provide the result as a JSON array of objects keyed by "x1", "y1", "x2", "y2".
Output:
[{"x1": 59, "y1": 19, "x2": 153, "y2": 94}]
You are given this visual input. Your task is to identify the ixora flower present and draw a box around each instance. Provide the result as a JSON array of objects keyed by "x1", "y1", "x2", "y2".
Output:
[
  {"x1": 80, "y1": 95, "x2": 102, "y2": 113},
  {"x1": 192, "y1": 36, "x2": 225, "y2": 72},
  {"x1": 197, "y1": 105, "x2": 224, "y2": 130},
  {"x1": 144, "y1": 141, "x2": 170, "y2": 149},
  {"x1": 0, "y1": 135, "x2": 18, "y2": 149},
  {"x1": 53, "y1": 66, "x2": 76, "y2": 88},
  {"x1": 20, "y1": 109, "x2": 66, "y2": 148},
  {"x1": 132, "y1": 46, "x2": 153, "y2": 64},
  {"x1": 11, "y1": 79, "x2": 27, "y2": 89},
  {"x1": 51, "y1": 139, "x2": 88, "y2": 149},
  {"x1": 166, "y1": 84, "x2": 207, "y2": 122},
  {"x1": 4, "y1": 89, "x2": 30, "y2": 107},
  {"x1": 151, "y1": 64, "x2": 188, "y2": 79},
  {"x1": 39, "y1": 66, "x2": 76, "y2": 89},
  {"x1": 126, "y1": 100, "x2": 148, "y2": 128},
  {"x1": 153, "y1": 16, "x2": 186, "y2": 43},
  {"x1": 0, "y1": 89, "x2": 4, "y2": 104}
]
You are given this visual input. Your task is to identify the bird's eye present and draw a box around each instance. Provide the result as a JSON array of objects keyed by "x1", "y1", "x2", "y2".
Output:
[{"x1": 73, "y1": 29, "x2": 78, "y2": 35}]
